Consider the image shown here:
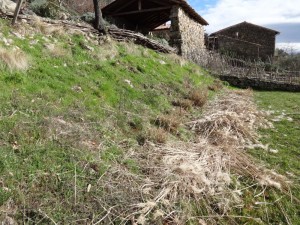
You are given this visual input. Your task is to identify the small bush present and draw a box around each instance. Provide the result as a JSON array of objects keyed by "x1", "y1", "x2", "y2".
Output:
[{"x1": 188, "y1": 87, "x2": 208, "y2": 107}]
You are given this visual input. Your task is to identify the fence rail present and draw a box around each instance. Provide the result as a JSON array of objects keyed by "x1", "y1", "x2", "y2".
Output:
[
  {"x1": 187, "y1": 50, "x2": 300, "y2": 85},
  {"x1": 222, "y1": 66, "x2": 300, "y2": 84}
]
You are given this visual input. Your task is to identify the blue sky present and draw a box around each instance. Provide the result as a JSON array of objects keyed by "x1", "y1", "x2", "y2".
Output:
[{"x1": 188, "y1": 0, "x2": 300, "y2": 52}]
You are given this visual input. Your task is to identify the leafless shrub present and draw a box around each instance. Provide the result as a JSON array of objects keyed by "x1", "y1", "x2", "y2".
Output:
[
  {"x1": 172, "y1": 99, "x2": 193, "y2": 110},
  {"x1": 154, "y1": 114, "x2": 181, "y2": 133},
  {"x1": 188, "y1": 87, "x2": 209, "y2": 107},
  {"x1": 208, "y1": 79, "x2": 223, "y2": 91},
  {"x1": 0, "y1": 48, "x2": 29, "y2": 70},
  {"x1": 147, "y1": 127, "x2": 168, "y2": 144}
]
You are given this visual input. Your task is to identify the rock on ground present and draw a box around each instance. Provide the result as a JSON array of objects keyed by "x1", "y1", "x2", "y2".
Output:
[{"x1": 0, "y1": 0, "x2": 16, "y2": 14}]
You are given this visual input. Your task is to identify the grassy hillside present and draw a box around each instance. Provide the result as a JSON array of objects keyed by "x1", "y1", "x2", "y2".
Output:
[
  {"x1": 0, "y1": 17, "x2": 216, "y2": 223},
  {"x1": 0, "y1": 17, "x2": 299, "y2": 225}
]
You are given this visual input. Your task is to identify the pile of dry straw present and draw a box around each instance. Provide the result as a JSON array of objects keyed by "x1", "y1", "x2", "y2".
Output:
[
  {"x1": 93, "y1": 90, "x2": 289, "y2": 224},
  {"x1": 128, "y1": 89, "x2": 289, "y2": 224}
]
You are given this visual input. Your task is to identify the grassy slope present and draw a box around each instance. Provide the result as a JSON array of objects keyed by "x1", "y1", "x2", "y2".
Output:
[
  {"x1": 1, "y1": 17, "x2": 299, "y2": 224},
  {"x1": 0, "y1": 18, "x2": 215, "y2": 223}
]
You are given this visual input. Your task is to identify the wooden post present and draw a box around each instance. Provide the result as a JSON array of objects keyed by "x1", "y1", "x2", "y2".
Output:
[{"x1": 12, "y1": 0, "x2": 23, "y2": 25}]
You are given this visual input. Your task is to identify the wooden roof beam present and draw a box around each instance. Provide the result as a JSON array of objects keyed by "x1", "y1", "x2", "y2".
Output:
[
  {"x1": 108, "y1": 6, "x2": 171, "y2": 16},
  {"x1": 113, "y1": 0, "x2": 137, "y2": 13}
]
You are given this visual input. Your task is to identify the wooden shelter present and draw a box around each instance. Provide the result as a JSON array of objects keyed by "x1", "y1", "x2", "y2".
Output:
[
  {"x1": 101, "y1": 0, "x2": 208, "y2": 56},
  {"x1": 102, "y1": 0, "x2": 208, "y2": 33},
  {"x1": 208, "y1": 22, "x2": 280, "y2": 61}
]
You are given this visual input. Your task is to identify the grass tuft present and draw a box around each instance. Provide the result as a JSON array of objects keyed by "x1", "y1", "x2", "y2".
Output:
[
  {"x1": 154, "y1": 114, "x2": 181, "y2": 133},
  {"x1": 172, "y1": 99, "x2": 193, "y2": 110},
  {"x1": 208, "y1": 79, "x2": 223, "y2": 91},
  {"x1": 31, "y1": 16, "x2": 65, "y2": 36},
  {"x1": 0, "y1": 48, "x2": 29, "y2": 70},
  {"x1": 147, "y1": 127, "x2": 168, "y2": 144}
]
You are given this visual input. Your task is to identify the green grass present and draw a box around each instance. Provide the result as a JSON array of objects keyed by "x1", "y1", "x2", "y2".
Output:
[
  {"x1": 2, "y1": 17, "x2": 299, "y2": 224},
  {"x1": 246, "y1": 91, "x2": 300, "y2": 224},
  {"x1": 0, "y1": 18, "x2": 215, "y2": 223}
]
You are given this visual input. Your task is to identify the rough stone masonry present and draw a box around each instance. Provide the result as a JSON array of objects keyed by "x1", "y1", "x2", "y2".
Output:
[{"x1": 170, "y1": 5, "x2": 206, "y2": 58}]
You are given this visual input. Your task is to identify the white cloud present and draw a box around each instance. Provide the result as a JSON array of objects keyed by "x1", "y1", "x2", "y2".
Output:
[
  {"x1": 277, "y1": 43, "x2": 300, "y2": 53},
  {"x1": 199, "y1": 0, "x2": 300, "y2": 33}
]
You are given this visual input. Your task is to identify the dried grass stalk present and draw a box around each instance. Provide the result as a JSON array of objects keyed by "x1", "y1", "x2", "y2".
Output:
[
  {"x1": 0, "y1": 48, "x2": 29, "y2": 70},
  {"x1": 79, "y1": 90, "x2": 289, "y2": 224},
  {"x1": 188, "y1": 87, "x2": 209, "y2": 107},
  {"x1": 127, "y1": 89, "x2": 289, "y2": 224}
]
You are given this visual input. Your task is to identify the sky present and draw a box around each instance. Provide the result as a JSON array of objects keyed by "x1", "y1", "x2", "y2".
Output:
[{"x1": 188, "y1": 0, "x2": 300, "y2": 52}]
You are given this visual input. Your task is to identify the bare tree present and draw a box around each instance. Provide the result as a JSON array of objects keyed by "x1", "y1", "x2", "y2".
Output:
[
  {"x1": 93, "y1": 0, "x2": 106, "y2": 34},
  {"x1": 12, "y1": 0, "x2": 24, "y2": 25}
]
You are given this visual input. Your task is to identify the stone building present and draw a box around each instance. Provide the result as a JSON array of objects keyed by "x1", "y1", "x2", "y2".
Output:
[
  {"x1": 208, "y1": 22, "x2": 280, "y2": 61},
  {"x1": 101, "y1": 0, "x2": 208, "y2": 57}
]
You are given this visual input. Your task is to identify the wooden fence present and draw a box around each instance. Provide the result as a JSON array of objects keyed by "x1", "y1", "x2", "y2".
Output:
[{"x1": 191, "y1": 51, "x2": 300, "y2": 85}]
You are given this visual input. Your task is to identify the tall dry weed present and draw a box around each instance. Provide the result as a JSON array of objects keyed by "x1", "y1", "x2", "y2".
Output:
[
  {"x1": 93, "y1": 40, "x2": 119, "y2": 61},
  {"x1": 122, "y1": 89, "x2": 289, "y2": 224},
  {"x1": 0, "y1": 48, "x2": 29, "y2": 70},
  {"x1": 188, "y1": 87, "x2": 209, "y2": 107},
  {"x1": 31, "y1": 16, "x2": 65, "y2": 36}
]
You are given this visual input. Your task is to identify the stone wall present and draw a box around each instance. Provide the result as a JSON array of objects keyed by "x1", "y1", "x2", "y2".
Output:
[
  {"x1": 219, "y1": 75, "x2": 300, "y2": 92},
  {"x1": 170, "y1": 6, "x2": 205, "y2": 58}
]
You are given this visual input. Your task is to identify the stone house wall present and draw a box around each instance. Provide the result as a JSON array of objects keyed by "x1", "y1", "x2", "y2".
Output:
[{"x1": 170, "y1": 6, "x2": 205, "y2": 58}]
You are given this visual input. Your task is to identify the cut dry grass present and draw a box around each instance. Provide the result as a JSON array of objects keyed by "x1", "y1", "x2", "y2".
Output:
[
  {"x1": 93, "y1": 39, "x2": 119, "y2": 61},
  {"x1": 123, "y1": 89, "x2": 290, "y2": 224},
  {"x1": 31, "y1": 16, "x2": 65, "y2": 36},
  {"x1": 44, "y1": 43, "x2": 70, "y2": 57},
  {"x1": 121, "y1": 41, "x2": 143, "y2": 56},
  {"x1": 166, "y1": 53, "x2": 187, "y2": 67},
  {"x1": 0, "y1": 48, "x2": 29, "y2": 70},
  {"x1": 188, "y1": 86, "x2": 209, "y2": 107}
]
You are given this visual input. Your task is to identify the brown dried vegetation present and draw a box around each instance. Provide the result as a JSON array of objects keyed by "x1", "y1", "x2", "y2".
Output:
[
  {"x1": 187, "y1": 86, "x2": 209, "y2": 107},
  {"x1": 147, "y1": 127, "x2": 168, "y2": 144},
  {"x1": 171, "y1": 99, "x2": 193, "y2": 110},
  {"x1": 208, "y1": 79, "x2": 224, "y2": 91},
  {"x1": 154, "y1": 113, "x2": 181, "y2": 133},
  {"x1": 0, "y1": 48, "x2": 29, "y2": 70}
]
